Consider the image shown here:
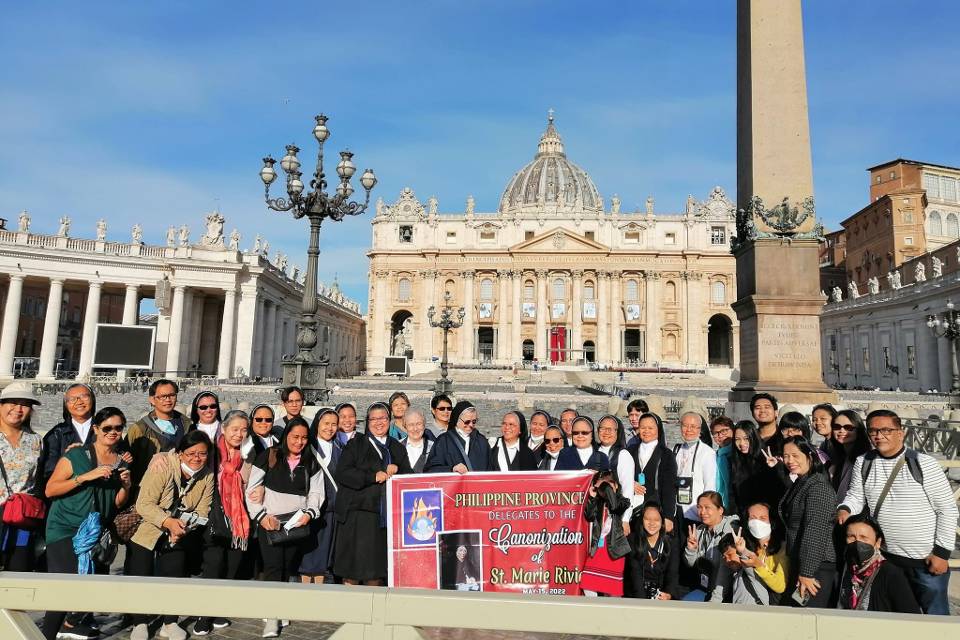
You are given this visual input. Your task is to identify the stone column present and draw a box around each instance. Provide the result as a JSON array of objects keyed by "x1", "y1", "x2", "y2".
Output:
[
  {"x1": 261, "y1": 300, "x2": 276, "y2": 378},
  {"x1": 460, "y1": 271, "x2": 475, "y2": 362},
  {"x1": 217, "y1": 289, "x2": 237, "y2": 379},
  {"x1": 250, "y1": 295, "x2": 266, "y2": 377},
  {"x1": 77, "y1": 281, "x2": 102, "y2": 378},
  {"x1": 681, "y1": 272, "x2": 691, "y2": 364},
  {"x1": 497, "y1": 270, "x2": 510, "y2": 362},
  {"x1": 511, "y1": 271, "x2": 522, "y2": 362},
  {"x1": 272, "y1": 304, "x2": 283, "y2": 377},
  {"x1": 731, "y1": 0, "x2": 835, "y2": 407},
  {"x1": 187, "y1": 292, "x2": 205, "y2": 374},
  {"x1": 571, "y1": 270, "x2": 583, "y2": 364},
  {"x1": 609, "y1": 271, "x2": 622, "y2": 364},
  {"x1": 594, "y1": 272, "x2": 609, "y2": 363},
  {"x1": 0, "y1": 274, "x2": 25, "y2": 379},
  {"x1": 232, "y1": 287, "x2": 258, "y2": 378},
  {"x1": 37, "y1": 278, "x2": 65, "y2": 381},
  {"x1": 417, "y1": 271, "x2": 434, "y2": 360},
  {"x1": 165, "y1": 285, "x2": 187, "y2": 377},
  {"x1": 117, "y1": 284, "x2": 139, "y2": 381},
  {"x1": 645, "y1": 272, "x2": 661, "y2": 363},
  {"x1": 370, "y1": 270, "x2": 389, "y2": 371},
  {"x1": 534, "y1": 270, "x2": 548, "y2": 361}
]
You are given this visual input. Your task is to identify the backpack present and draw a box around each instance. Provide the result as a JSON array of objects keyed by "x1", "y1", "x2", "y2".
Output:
[{"x1": 860, "y1": 448, "x2": 923, "y2": 485}]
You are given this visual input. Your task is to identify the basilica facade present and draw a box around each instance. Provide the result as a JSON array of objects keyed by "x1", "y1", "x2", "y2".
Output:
[{"x1": 366, "y1": 115, "x2": 739, "y2": 373}]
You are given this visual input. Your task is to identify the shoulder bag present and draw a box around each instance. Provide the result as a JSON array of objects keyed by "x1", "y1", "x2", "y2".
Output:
[{"x1": 0, "y1": 455, "x2": 46, "y2": 529}]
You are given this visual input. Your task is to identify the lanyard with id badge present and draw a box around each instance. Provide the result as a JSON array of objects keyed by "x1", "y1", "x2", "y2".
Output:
[{"x1": 675, "y1": 441, "x2": 699, "y2": 506}]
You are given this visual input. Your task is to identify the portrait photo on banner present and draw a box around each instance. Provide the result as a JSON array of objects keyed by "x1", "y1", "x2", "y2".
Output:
[{"x1": 438, "y1": 530, "x2": 483, "y2": 591}]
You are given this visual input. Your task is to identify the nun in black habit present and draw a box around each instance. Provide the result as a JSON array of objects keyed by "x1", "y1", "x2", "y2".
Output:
[
  {"x1": 625, "y1": 412, "x2": 678, "y2": 531},
  {"x1": 333, "y1": 402, "x2": 412, "y2": 584},
  {"x1": 424, "y1": 401, "x2": 492, "y2": 473},
  {"x1": 489, "y1": 411, "x2": 538, "y2": 472},
  {"x1": 555, "y1": 416, "x2": 610, "y2": 471}
]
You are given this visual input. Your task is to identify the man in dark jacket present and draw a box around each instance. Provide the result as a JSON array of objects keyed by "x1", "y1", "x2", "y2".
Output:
[{"x1": 37, "y1": 384, "x2": 97, "y2": 496}]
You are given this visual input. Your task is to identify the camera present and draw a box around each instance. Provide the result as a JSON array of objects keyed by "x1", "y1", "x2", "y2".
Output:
[{"x1": 643, "y1": 582, "x2": 661, "y2": 600}]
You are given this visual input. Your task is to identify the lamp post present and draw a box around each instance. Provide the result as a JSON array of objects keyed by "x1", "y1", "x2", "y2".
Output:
[
  {"x1": 428, "y1": 291, "x2": 465, "y2": 394},
  {"x1": 260, "y1": 114, "x2": 376, "y2": 402},
  {"x1": 927, "y1": 299, "x2": 960, "y2": 404}
]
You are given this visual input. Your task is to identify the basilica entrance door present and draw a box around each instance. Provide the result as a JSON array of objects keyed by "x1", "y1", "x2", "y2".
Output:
[{"x1": 549, "y1": 326, "x2": 567, "y2": 364}]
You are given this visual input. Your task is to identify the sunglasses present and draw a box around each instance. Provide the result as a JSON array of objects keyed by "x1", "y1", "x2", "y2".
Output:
[
  {"x1": 252, "y1": 417, "x2": 274, "y2": 423},
  {"x1": 460, "y1": 419, "x2": 478, "y2": 425},
  {"x1": 98, "y1": 425, "x2": 123, "y2": 434},
  {"x1": 831, "y1": 423, "x2": 853, "y2": 431},
  {"x1": 572, "y1": 430, "x2": 592, "y2": 436},
  {"x1": 197, "y1": 404, "x2": 218, "y2": 411},
  {"x1": 544, "y1": 437, "x2": 564, "y2": 444},
  {"x1": 436, "y1": 407, "x2": 452, "y2": 412}
]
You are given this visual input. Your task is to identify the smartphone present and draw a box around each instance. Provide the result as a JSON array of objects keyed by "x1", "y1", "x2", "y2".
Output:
[
  {"x1": 791, "y1": 589, "x2": 810, "y2": 607},
  {"x1": 636, "y1": 472, "x2": 646, "y2": 485}
]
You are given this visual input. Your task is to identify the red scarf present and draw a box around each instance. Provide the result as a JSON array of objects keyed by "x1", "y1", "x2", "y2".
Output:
[
  {"x1": 217, "y1": 436, "x2": 250, "y2": 549},
  {"x1": 848, "y1": 554, "x2": 883, "y2": 610}
]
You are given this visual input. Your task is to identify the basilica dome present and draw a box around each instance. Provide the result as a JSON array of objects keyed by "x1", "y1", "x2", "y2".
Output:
[{"x1": 498, "y1": 113, "x2": 603, "y2": 215}]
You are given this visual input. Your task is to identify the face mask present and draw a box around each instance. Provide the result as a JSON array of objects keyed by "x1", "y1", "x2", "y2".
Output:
[
  {"x1": 747, "y1": 519, "x2": 772, "y2": 540},
  {"x1": 180, "y1": 462, "x2": 198, "y2": 478},
  {"x1": 845, "y1": 541, "x2": 877, "y2": 567}
]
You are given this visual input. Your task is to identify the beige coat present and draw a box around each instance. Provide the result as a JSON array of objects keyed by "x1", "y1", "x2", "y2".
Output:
[{"x1": 132, "y1": 450, "x2": 213, "y2": 550}]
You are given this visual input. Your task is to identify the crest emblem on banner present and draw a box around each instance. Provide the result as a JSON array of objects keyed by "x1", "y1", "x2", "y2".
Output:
[{"x1": 402, "y1": 489, "x2": 443, "y2": 547}]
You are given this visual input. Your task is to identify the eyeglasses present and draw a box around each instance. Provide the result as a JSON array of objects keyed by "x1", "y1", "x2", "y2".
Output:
[
  {"x1": 252, "y1": 417, "x2": 273, "y2": 423},
  {"x1": 572, "y1": 430, "x2": 592, "y2": 436},
  {"x1": 460, "y1": 419, "x2": 478, "y2": 425},
  {"x1": 154, "y1": 393, "x2": 177, "y2": 401},
  {"x1": 98, "y1": 425, "x2": 123, "y2": 434},
  {"x1": 436, "y1": 407, "x2": 452, "y2": 412},
  {"x1": 867, "y1": 428, "x2": 900, "y2": 438},
  {"x1": 181, "y1": 450, "x2": 208, "y2": 460},
  {"x1": 65, "y1": 394, "x2": 92, "y2": 404},
  {"x1": 544, "y1": 437, "x2": 564, "y2": 444},
  {"x1": 197, "y1": 404, "x2": 217, "y2": 411},
  {"x1": 832, "y1": 423, "x2": 854, "y2": 432},
  {"x1": 711, "y1": 429, "x2": 732, "y2": 436}
]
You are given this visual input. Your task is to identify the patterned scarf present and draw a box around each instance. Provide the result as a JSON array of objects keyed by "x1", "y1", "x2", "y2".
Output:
[
  {"x1": 848, "y1": 554, "x2": 883, "y2": 610},
  {"x1": 217, "y1": 435, "x2": 250, "y2": 550}
]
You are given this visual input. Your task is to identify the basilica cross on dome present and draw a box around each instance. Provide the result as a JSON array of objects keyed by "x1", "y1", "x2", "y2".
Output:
[{"x1": 547, "y1": 108, "x2": 554, "y2": 122}]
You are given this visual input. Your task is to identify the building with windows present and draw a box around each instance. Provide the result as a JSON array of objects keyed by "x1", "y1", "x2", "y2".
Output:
[
  {"x1": 0, "y1": 213, "x2": 365, "y2": 381},
  {"x1": 365, "y1": 114, "x2": 738, "y2": 373}
]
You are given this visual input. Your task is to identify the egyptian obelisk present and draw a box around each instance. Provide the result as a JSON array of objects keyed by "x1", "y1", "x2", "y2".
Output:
[{"x1": 729, "y1": 0, "x2": 837, "y2": 410}]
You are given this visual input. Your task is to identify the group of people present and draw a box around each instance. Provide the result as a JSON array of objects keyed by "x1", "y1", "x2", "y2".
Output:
[{"x1": 0, "y1": 381, "x2": 956, "y2": 640}]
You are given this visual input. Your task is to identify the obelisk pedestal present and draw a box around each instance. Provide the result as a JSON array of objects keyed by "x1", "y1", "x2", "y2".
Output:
[{"x1": 728, "y1": 0, "x2": 837, "y2": 415}]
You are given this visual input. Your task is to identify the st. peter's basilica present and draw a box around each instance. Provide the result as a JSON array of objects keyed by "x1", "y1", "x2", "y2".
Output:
[{"x1": 366, "y1": 114, "x2": 739, "y2": 374}]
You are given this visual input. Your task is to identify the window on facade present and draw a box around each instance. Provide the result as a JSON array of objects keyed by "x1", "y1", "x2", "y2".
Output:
[
  {"x1": 584, "y1": 231, "x2": 595, "y2": 241},
  {"x1": 399, "y1": 225, "x2": 413, "y2": 243},
  {"x1": 923, "y1": 173, "x2": 941, "y2": 199},
  {"x1": 552, "y1": 278, "x2": 565, "y2": 299},
  {"x1": 664, "y1": 280, "x2": 677, "y2": 303},
  {"x1": 903, "y1": 211, "x2": 913, "y2": 223},
  {"x1": 930, "y1": 211, "x2": 943, "y2": 235},
  {"x1": 711, "y1": 227, "x2": 726, "y2": 245},
  {"x1": 480, "y1": 278, "x2": 494, "y2": 300},
  {"x1": 862, "y1": 347, "x2": 870, "y2": 373},
  {"x1": 625, "y1": 279, "x2": 638, "y2": 301},
  {"x1": 525, "y1": 231, "x2": 534, "y2": 241},
  {"x1": 624, "y1": 231, "x2": 640, "y2": 244},
  {"x1": 584, "y1": 280, "x2": 595, "y2": 299},
  {"x1": 844, "y1": 347, "x2": 852, "y2": 372},
  {"x1": 664, "y1": 232, "x2": 676, "y2": 245},
  {"x1": 711, "y1": 281, "x2": 725, "y2": 304},
  {"x1": 882, "y1": 346, "x2": 891, "y2": 370},
  {"x1": 446, "y1": 231, "x2": 457, "y2": 244},
  {"x1": 904, "y1": 237, "x2": 913, "y2": 245},
  {"x1": 875, "y1": 175, "x2": 882, "y2": 184},
  {"x1": 946, "y1": 213, "x2": 960, "y2": 238},
  {"x1": 444, "y1": 279, "x2": 456, "y2": 298},
  {"x1": 480, "y1": 230, "x2": 496, "y2": 242},
  {"x1": 943, "y1": 177, "x2": 958, "y2": 202},
  {"x1": 906, "y1": 345, "x2": 916, "y2": 375},
  {"x1": 524, "y1": 280, "x2": 535, "y2": 300},
  {"x1": 398, "y1": 278, "x2": 412, "y2": 302}
]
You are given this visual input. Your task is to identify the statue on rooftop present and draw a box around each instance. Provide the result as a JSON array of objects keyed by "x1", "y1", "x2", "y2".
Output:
[
  {"x1": 57, "y1": 216, "x2": 71, "y2": 237},
  {"x1": 17, "y1": 211, "x2": 30, "y2": 233},
  {"x1": 131, "y1": 224, "x2": 143, "y2": 244}
]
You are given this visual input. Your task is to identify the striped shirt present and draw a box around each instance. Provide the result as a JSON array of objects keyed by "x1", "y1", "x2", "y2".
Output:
[{"x1": 840, "y1": 448, "x2": 957, "y2": 563}]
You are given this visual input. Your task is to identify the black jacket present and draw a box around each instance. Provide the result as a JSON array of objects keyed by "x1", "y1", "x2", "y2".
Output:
[
  {"x1": 425, "y1": 429, "x2": 492, "y2": 472},
  {"x1": 626, "y1": 443, "x2": 678, "y2": 523},
  {"x1": 37, "y1": 420, "x2": 96, "y2": 495},
  {"x1": 489, "y1": 438, "x2": 538, "y2": 472},
  {"x1": 625, "y1": 532, "x2": 680, "y2": 599},
  {"x1": 555, "y1": 447, "x2": 609, "y2": 472},
  {"x1": 583, "y1": 483, "x2": 631, "y2": 559},
  {"x1": 779, "y1": 471, "x2": 837, "y2": 579},
  {"x1": 837, "y1": 561, "x2": 921, "y2": 613},
  {"x1": 335, "y1": 435, "x2": 412, "y2": 520}
]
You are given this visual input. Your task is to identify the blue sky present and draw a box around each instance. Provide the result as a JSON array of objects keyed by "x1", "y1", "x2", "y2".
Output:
[{"x1": 2, "y1": 1, "x2": 958, "y2": 311}]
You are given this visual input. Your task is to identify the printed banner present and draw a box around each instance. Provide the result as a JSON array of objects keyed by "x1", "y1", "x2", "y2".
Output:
[{"x1": 387, "y1": 471, "x2": 593, "y2": 595}]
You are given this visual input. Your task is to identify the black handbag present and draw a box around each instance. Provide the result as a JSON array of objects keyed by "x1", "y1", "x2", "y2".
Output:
[
  {"x1": 263, "y1": 512, "x2": 310, "y2": 546},
  {"x1": 93, "y1": 527, "x2": 118, "y2": 567}
]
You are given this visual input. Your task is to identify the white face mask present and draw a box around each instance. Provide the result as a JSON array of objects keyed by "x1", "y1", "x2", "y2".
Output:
[
  {"x1": 180, "y1": 462, "x2": 198, "y2": 478},
  {"x1": 747, "y1": 518, "x2": 772, "y2": 540}
]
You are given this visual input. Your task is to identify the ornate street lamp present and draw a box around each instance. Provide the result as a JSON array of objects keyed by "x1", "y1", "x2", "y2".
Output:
[
  {"x1": 260, "y1": 114, "x2": 376, "y2": 402},
  {"x1": 927, "y1": 299, "x2": 960, "y2": 404},
  {"x1": 428, "y1": 291, "x2": 465, "y2": 394}
]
